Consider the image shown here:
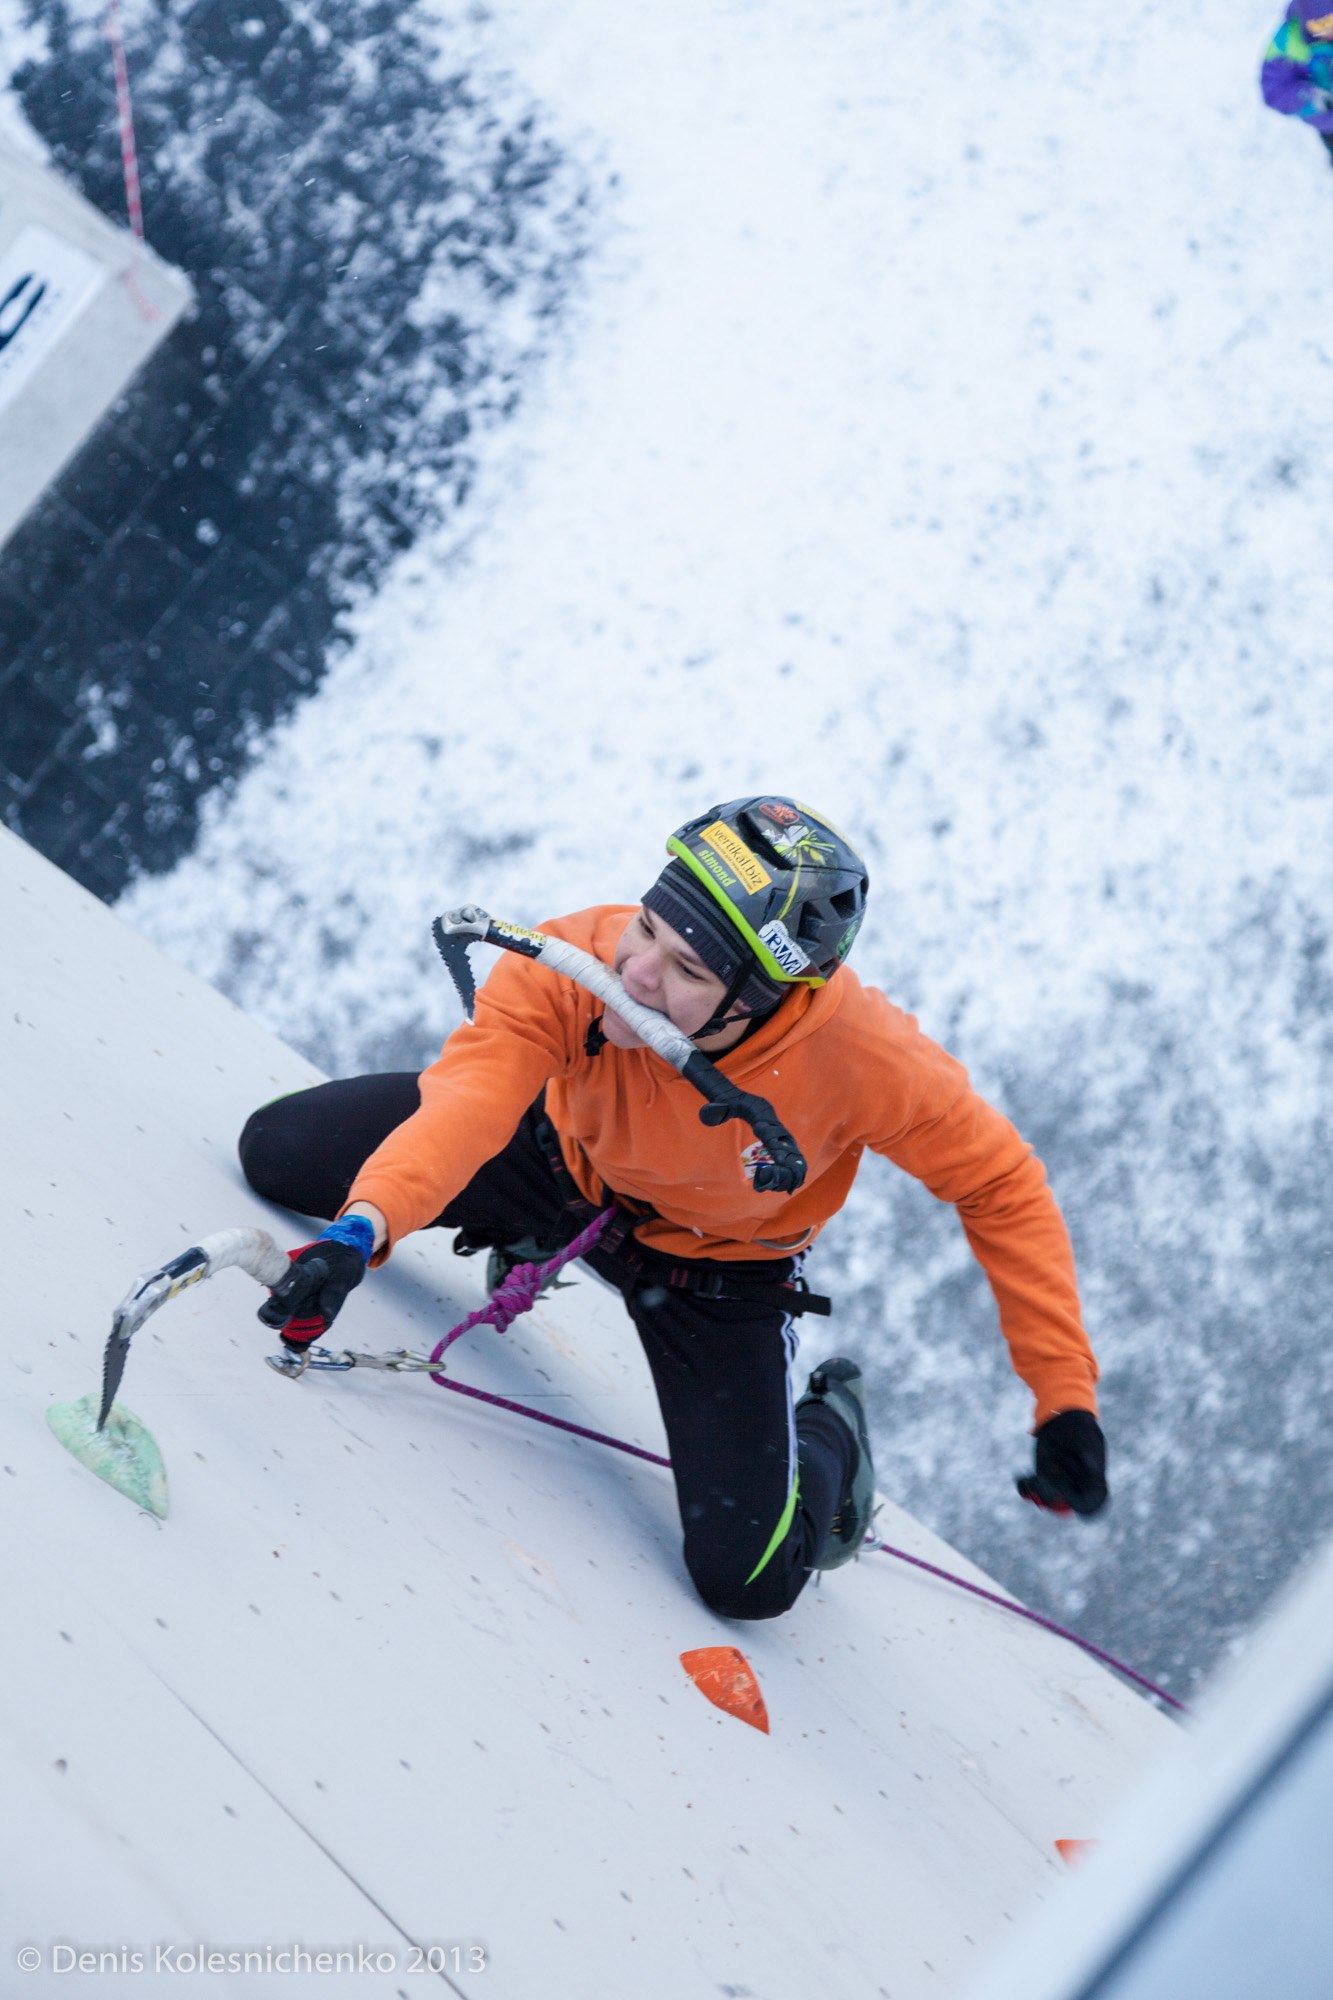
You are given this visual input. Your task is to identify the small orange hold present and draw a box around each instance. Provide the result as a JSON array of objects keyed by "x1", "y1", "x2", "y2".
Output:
[
  {"x1": 1055, "y1": 1838, "x2": 1099, "y2": 1868},
  {"x1": 680, "y1": 1646, "x2": 770, "y2": 1734}
]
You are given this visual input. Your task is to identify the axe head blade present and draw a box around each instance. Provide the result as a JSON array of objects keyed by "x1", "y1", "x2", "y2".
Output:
[
  {"x1": 97, "y1": 1323, "x2": 132, "y2": 1432},
  {"x1": 432, "y1": 914, "x2": 478, "y2": 1018}
]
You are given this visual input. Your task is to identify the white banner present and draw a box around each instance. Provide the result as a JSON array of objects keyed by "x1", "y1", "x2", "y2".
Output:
[{"x1": 0, "y1": 221, "x2": 105, "y2": 416}]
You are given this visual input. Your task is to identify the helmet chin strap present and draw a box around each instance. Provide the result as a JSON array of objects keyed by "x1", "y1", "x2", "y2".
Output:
[
  {"x1": 689, "y1": 959, "x2": 753, "y2": 1043},
  {"x1": 690, "y1": 962, "x2": 783, "y2": 1044},
  {"x1": 689, "y1": 1013, "x2": 743, "y2": 1046}
]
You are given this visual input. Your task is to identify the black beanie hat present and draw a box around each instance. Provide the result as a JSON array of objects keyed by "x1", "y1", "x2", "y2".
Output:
[{"x1": 640, "y1": 859, "x2": 784, "y2": 1023}]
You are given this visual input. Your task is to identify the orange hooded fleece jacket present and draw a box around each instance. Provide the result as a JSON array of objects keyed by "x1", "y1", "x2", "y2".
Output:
[{"x1": 347, "y1": 906, "x2": 1098, "y2": 1429}]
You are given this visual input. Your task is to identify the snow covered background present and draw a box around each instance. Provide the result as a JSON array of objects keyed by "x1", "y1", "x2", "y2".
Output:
[{"x1": 22, "y1": 0, "x2": 1333, "y2": 1696}]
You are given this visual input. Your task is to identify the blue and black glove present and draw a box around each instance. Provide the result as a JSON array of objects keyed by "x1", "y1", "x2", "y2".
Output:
[
  {"x1": 1016, "y1": 1409, "x2": 1108, "y2": 1517},
  {"x1": 257, "y1": 1216, "x2": 375, "y2": 1349}
]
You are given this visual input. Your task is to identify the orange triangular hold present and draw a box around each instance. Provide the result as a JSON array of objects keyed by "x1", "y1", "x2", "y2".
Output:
[
  {"x1": 680, "y1": 1647, "x2": 770, "y2": 1734},
  {"x1": 1055, "y1": 1839, "x2": 1100, "y2": 1868}
]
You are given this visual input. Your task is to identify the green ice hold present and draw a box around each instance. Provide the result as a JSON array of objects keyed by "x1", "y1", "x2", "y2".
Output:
[{"x1": 46, "y1": 1392, "x2": 169, "y2": 1519}]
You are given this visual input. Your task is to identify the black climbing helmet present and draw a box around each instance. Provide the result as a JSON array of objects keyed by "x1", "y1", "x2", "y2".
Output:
[{"x1": 641, "y1": 796, "x2": 870, "y2": 1033}]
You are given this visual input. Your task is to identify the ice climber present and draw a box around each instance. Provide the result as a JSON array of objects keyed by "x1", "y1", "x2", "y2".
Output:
[
  {"x1": 1261, "y1": 5, "x2": 1333, "y2": 163},
  {"x1": 239, "y1": 796, "x2": 1108, "y2": 1621}
]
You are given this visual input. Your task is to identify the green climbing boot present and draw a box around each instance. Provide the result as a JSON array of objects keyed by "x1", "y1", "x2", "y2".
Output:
[
  {"x1": 797, "y1": 1357, "x2": 877, "y2": 1570},
  {"x1": 484, "y1": 1234, "x2": 573, "y2": 1299},
  {"x1": 452, "y1": 1227, "x2": 575, "y2": 1300}
]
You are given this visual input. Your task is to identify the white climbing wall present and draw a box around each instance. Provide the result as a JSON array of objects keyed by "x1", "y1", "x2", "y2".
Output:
[
  {"x1": 966, "y1": 1535, "x2": 1333, "y2": 2000},
  {"x1": 1, "y1": 826, "x2": 1174, "y2": 1998}
]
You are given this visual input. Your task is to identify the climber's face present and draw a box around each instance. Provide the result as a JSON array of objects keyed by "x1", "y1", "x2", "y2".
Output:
[{"x1": 604, "y1": 906, "x2": 736, "y2": 1048}]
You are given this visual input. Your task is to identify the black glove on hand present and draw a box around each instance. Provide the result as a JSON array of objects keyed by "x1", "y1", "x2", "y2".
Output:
[
  {"x1": 257, "y1": 1218, "x2": 373, "y2": 1348},
  {"x1": 1016, "y1": 1409, "x2": 1108, "y2": 1517}
]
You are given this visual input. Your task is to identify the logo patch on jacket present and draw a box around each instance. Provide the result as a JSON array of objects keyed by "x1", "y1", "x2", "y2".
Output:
[{"x1": 741, "y1": 1138, "x2": 776, "y2": 1181}]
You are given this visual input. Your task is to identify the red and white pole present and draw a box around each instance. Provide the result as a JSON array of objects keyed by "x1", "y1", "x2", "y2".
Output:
[{"x1": 104, "y1": 0, "x2": 145, "y2": 242}]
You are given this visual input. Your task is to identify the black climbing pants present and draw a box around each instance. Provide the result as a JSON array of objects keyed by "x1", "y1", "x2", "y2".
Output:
[{"x1": 239, "y1": 1075, "x2": 854, "y2": 1621}]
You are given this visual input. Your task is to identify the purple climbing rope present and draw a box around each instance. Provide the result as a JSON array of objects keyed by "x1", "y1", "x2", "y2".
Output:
[
  {"x1": 422, "y1": 1207, "x2": 1189, "y2": 1716},
  {"x1": 866, "y1": 1540, "x2": 1190, "y2": 1714},
  {"x1": 428, "y1": 1206, "x2": 617, "y2": 1364},
  {"x1": 426, "y1": 1208, "x2": 671, "y2": 1465}
]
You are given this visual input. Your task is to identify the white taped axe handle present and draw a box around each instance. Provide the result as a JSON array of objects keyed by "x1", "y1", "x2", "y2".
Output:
[
  {"x1": 110, "y1": 1229, "x2": 290, "y2": 1342},
  {"x1": 197, "y1": 1228, "x2": 291, "y2": 1289}
]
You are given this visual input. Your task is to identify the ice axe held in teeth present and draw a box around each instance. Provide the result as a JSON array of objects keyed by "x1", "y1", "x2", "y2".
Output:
[{"x1": 431, "y1": 905, "x2": 808, "y2": 1196}]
